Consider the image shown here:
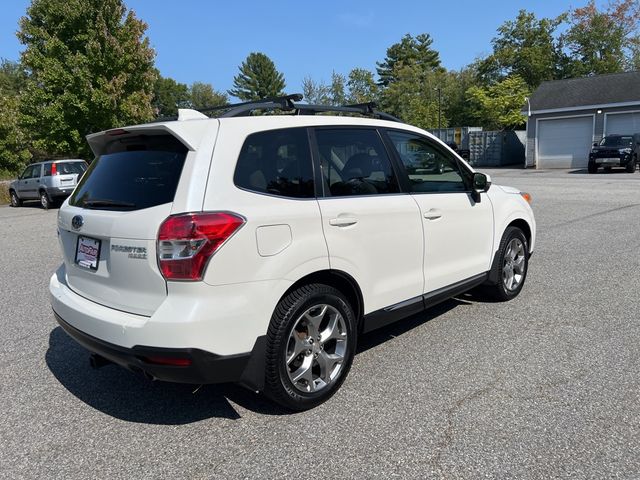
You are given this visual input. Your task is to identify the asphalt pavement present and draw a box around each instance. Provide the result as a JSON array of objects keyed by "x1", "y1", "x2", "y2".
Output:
[{"x1": 1, "y1": 168, "x2": 639, "y2": 479}]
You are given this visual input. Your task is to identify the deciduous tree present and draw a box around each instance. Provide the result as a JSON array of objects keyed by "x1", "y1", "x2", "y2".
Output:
[
  {"x1": 466, "y1": 75, "x2": 530, "y2": 130},
  {"x1": 478, "y1": 10, "x2": 567, "y2": 88},
  {"x1": 346, "y1": 68, "x2": 378, "y2": 104},
  {"x1": 189, "y1": 81, "x2": 227, "y2": 110},
  {"x1": 18, "y1": 0, "x2": 157, "y2": 158},
  {"x1": 153, "y1": 74, "x2": 189, "y2": 117},
  {"x1": 563, "y1": 0, "x2": 640, "y2": 76}
]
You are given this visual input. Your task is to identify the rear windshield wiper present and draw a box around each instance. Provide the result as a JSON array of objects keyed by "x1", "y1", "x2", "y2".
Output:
[{"x1": 82, "y1": 199, "x2": 137, "y2": 209}]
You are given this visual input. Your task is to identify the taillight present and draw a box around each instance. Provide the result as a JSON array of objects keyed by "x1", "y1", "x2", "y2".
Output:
[
  {"x1": 51, "y1": 163, "x2": 57, "y2": 175},
  {"x1": 157, "y1": 212, "x2": 245, "y2": 281}
]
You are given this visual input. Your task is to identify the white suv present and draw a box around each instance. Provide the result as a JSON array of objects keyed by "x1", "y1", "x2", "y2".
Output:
[{"x1": 50, "y1": 95, "x2": 535, "y2": 410}]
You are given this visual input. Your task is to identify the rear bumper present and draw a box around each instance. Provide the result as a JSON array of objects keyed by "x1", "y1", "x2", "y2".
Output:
[
  {"x1": 55, "y1": 311, "x2": 255, "y2": 384},
  {"x1": 47, "y1": 186, "x2": 75, "y2": 199}
]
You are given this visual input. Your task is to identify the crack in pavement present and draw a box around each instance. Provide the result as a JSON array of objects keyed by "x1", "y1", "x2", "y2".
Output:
[{"x1": 429, "y1": 377, "x2": 503, "y2": 479}]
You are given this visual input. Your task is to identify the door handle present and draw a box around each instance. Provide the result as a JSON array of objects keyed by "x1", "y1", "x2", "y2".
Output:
[
  {"x1": 329, "y1": 217, "x2": 358, "y2": 227},
  {"x1": 423, "y1": 209, "x2": 443, "y2": 220}
]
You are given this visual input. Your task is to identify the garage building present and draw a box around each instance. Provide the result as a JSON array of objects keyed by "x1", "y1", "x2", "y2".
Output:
[{"x1": 524, "y1": 71, "x2": 640, "y2": 169}]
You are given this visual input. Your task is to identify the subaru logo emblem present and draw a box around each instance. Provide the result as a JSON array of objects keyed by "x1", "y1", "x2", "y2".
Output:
[{"x1": 71, "y1": 215, "x2": 84, "y2": 230}]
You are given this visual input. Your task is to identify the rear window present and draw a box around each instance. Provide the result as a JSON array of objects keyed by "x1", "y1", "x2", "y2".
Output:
[
  {"x1": 69, "y1": 135, "x2": 187, "y2": 211},
  {"x1": 57, "y1": 161, "x2": 87, "y2": 175}
]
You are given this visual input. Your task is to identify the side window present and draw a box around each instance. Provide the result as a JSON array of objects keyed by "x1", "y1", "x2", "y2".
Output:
[
  {"x1": 20, "y1": 166, "x2": 32, "y2": 179},
  {"x1": 314, "y1": 128, "x2": 400, "y2": 197},
  {"x1": 234, "y1": 128, "x2": 314, "y2": 198},
  {"x1": 31, "y1": 164, "x2": 41, "y2": 178},
  {"x1": 43, "y1": 163, "x2": 52, "y2": 176},
  {"x1": 386, "y1": 130, "x2": 470, "y2": 193}
]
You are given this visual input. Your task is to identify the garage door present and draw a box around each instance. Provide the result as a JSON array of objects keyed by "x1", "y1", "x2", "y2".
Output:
[
  {"x1": 537, "y1": 116, "x2": 593, "y2": 168},
  {"x1": 606, "y1": 112, "x2": 640, "y2": 135}
]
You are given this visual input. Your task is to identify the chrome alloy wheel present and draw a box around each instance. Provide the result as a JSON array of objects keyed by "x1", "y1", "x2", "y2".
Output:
[
  {"x1": 502, "y1": 238, "x2": 526, "y2": 291},
  {"x1": 285, "y1": 304, "x2": 348, "y2": 393}
]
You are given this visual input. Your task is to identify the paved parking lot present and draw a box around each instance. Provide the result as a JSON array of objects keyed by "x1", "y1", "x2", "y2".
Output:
[{"x1": 1, "y1": 169, "x2": 639, "y2": 479}]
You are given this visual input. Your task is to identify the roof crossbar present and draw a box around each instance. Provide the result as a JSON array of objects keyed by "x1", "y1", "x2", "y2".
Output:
[{"x1": 152, "y1": 93, "x2": 402, "y2": 123}]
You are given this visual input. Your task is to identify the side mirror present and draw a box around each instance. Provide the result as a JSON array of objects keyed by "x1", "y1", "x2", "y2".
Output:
[
  {"x1": 593, "y1": 142, "x2": 598, "y2": 147},
  {"x1": 471, "y1": 172, "x2": 491, "y2": 202}
]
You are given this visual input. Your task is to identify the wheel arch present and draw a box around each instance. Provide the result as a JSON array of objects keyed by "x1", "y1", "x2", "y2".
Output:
[
  {"x1": 487, "y1": 218, "x2": 533, "y2": 285},
  {"x1": 282, "y1": 269, "x2": 364, "y2": 329}
]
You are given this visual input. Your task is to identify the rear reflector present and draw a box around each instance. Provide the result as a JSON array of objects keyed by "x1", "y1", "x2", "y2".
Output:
[
  {"x1": 143, "y1": 356, "x2": 192, "y2": 367},
  {"x1": 157, "y1": 212, "x2": 245, "y2": 281}
]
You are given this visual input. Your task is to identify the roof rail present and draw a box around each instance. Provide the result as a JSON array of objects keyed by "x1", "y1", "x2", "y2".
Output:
[{"x1": 151, "y1": 94, "x2": 402, "y2": 123}]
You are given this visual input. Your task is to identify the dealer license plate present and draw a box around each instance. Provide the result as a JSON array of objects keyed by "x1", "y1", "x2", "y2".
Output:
[{"x1": 75, "y1": 235, "x2": 101, "y2": 270}]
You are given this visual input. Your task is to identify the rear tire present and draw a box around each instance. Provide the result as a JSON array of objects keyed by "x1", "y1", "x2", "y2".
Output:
[
  {"x1": 264, "y1": 283, "x2": 357, "y2": 411},
  {"x1": 40, "y1": 190, "x2": 50, "y2": 210},
  {"x1": 9, "y1": 190, "x2": 22, "y2": 207},
  {"x1": 480, "y1": 227, "x2": 529, "y2": 302}
]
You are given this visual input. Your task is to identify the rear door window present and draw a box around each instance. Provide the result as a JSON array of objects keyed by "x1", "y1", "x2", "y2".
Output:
[
  {"x1": 234, "y1": 128, "x2": 314, "y2": 198},
  {"x1": 314, "y1": 128, "x2": 400, "y2": 197},
  {"x1": 69, "y1": 135, "x2": 187, "y2": 211}
]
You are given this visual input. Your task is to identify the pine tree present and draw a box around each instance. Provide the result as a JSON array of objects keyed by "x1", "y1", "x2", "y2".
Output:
[{"x1": 228, "y1": 52, "x2": 286, "y2": 101}]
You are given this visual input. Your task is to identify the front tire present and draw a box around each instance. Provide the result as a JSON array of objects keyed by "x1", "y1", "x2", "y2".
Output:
[
  {"x1": 10, "y1": 190, "x2": 22, "y2": 207},
  {"x1": 587, "y1": 162, "x2": 598, "y2": 174},
  {"x1": 264, "y1": 283, "x2": 357, "y2": 411},
  {"x1": 626, "y1": 160, "x2": 635, "y2": 173},
  {"x1": 482, "y1": 227, "x2": 529, "y2": 301}
]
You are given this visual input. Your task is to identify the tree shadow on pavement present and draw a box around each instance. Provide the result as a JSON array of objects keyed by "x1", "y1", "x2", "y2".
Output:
[{"x1": 45, "y1": 327, "x2": 289, "y2": 424}]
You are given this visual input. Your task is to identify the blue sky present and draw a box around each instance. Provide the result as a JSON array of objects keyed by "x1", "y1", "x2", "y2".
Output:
[{"x1": 1, "y1": 0, "x2": 607, "y2": 95}]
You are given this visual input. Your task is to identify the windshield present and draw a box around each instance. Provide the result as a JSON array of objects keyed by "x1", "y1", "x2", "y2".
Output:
[
  {"x1": 69, "y1": 135, "x2": 187, "y2": 211},
  {"x1": 600, "y1": 136, "x2": 633, "y2": 147}
]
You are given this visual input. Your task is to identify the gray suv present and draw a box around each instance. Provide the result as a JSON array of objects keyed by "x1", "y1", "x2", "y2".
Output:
[{"x1": 9, "y1": 159, "x2": 88, "y2": 209}]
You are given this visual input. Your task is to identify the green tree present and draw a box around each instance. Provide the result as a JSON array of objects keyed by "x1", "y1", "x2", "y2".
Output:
[
  {"x1": 563, "y1": 0, "x2": 640, "y2": 76},
  {"x1": 380, "y1": 64, "x2": 444, "y2": 129},
  {"x1": 478, "y1": 10, "x2": 567, "y2": 88},
  {"x1": 300, "y1": 72, "x2": 347, "y2": 106},
  {"x1": 228, "y1": 52, "x2": 286, "y2": 101},
  {"x1": 346, "y1": 68, "x2": 378, "y2": 104},
  {"x1": 376, "y1": 33, "x2": 442, "y2": 86},
  {"x1": 0, "y1": 60, "x2": 32, "y2": 175},
  {"x1": 0, "y1": 59, "x2": 27, "y2": 95},
  {"x1": 302, "y1": 76, "x2": 330, "y2": 105},
  {"x1": 18, "y1": 0, "x2": 156, "y2": 158},
  {"x1": 441, "y1": 66, "x2": 482, "y2": 127},
  {"x1": 329, "y1": 72, "x2": 347, "y2": 105},
  {"x1": 153, "y1": 74, "x2": 189, "y2": 117},
  {"x1": 189, "y1": 81, "x2": 227, "y2": 110},
  {"x1": 466, "y1": 75, "x2": 530, "y2": 130}
]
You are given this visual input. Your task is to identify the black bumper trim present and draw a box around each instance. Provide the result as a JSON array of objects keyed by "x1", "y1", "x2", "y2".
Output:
[{"x1": 54, "y1": 310, "x2": 257, "y2": 385}]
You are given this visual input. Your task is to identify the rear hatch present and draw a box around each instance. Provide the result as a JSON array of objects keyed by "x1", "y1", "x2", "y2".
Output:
[
  {"x1": 57, "y1": 131, "x2": 190, "y2": 316},
  {"x1": 52, "y1": 160, "x2": 87, "y2": 190}
]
